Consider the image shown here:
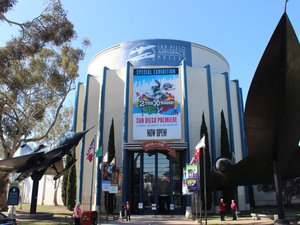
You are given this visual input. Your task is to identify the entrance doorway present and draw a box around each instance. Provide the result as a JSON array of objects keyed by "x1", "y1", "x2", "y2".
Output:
[{"x1": 129, "y1": 150, "x2": 184, "y2": 214}]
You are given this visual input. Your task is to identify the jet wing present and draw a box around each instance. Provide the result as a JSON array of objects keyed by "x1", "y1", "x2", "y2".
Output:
[
  {"x1": 208, "y1": 13, "x2": 300, "y2": 192},
  {"x1": 207, "y1": 156, "x2": 273, "y2": 191},
  {"x1": 45, "y1": 160, "x2": 64, "y2": 176},
  {"x1": 0, "y1": 152, "x2": 44, "y2": 173},
  {"x1": 231, "y1": 157, "x2": 273, "y2": 185},
  {"x1": 244, "y1": 13, "x2": 300, "y2": 179}
]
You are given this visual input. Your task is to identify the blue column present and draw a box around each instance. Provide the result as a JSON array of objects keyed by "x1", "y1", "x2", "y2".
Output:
[
  {"x1": 181, "y1": 60, "x2": 191, "y2": 208},
  {"x1": 122, "y1": 61, "x2": 131, "y2": 203},
  {"x1": 204, "y1": 65, "x2": 218, "y2": 207},
  {"x1": 205, "y1": 65, "x2": 216, "y2": 162}
]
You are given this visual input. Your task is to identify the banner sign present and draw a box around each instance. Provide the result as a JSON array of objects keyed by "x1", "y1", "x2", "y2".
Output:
[
  {"x1": 118, "y1": 172, "x2": 123, "y2": 194},
  {"x1": 186, "y1": 164, "x2": 198, "y2": 193},
  {"x1": 141, "y1": 141, "x2": 176, "y2": 158},
  {"x1": 120, "y1": 39, "x2": 192, "y2": 67},
  {"x1": 182, "y1": 167, "x2": 190, "y2": 195},
  {"x1": 109, "y1": 184, "x2": 118, "y2": 193},
  {"x1": 102, "y1": 163, "x2": 120, "y2": 193},
  {"x1": 102, "y1": 180, "x2": 110, "y2": 192},
  {"x1": 7, "y1": 186, "x2": 20, "y2": 205},
  {"x1": 132, "y1": 68, "x2": 182, "y2": 140}
]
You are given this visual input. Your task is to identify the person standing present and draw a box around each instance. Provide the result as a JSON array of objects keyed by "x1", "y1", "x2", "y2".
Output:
[
  {"x1": 72, "y1": 202, "x2": 82, "y2": 225},
  {"x1": 219, "y1": 198, "x2": 226, "y2": 221},
  {"x1": 231, "y1": 199, "x2": 237, "y2": 220},
  {"x1": 125, "y1": 201, "x2": 131, "y2": 221}
]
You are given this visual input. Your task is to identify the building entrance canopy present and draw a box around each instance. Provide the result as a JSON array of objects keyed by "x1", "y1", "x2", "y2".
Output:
[{"x1": 141, "y1": 141, "x2": 176, "y2": 159}]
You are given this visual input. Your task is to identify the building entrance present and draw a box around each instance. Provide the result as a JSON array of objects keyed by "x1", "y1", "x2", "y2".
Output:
[{"x1": 129, "y1": 150, "x2": 184, "y2": 214}]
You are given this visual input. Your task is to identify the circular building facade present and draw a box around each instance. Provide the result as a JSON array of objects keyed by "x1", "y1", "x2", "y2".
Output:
[{"x1": 73, "y1": 39, "x2": 249, "y2": 215}]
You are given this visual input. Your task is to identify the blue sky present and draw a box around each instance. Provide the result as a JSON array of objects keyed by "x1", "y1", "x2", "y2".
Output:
[{"x1": 1, "y1": 0, "x2": 299, "y2": 105}]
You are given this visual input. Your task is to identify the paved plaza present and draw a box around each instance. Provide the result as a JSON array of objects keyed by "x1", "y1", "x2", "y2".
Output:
[{"x1": 97, "y1": 215, "x2": 300, "y2": 225}]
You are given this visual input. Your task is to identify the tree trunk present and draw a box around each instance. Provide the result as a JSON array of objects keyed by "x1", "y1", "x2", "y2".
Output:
[
  {"x1": 53, "y1": 178, "x2": 60, "y2": 206},
  {"x1": 0, "y1": 173, "x2": 10, "y2": 211}
]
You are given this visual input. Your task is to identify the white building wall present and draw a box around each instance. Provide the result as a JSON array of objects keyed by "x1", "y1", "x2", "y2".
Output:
[
  {"x1": 229, "y1": 82, "x2": 243, "y2": 162},
  {"x1": 211, "y1": 75, "x2": 228, "y2": 158},
  {"x1": 75, "y1": 83, "x2": 86, "y2": 199},
  {"x1": 22, "y1": 175, "x2": 63, "y2": 206},
  {"x1": 101, "y1": 69, "x2": 125, "y2": 168},
  {"x1": 191, "y1": 43, "x2": 229, "y2": 75},
  {"x1": 186, "y1": 67, "x2": 210, "y2": 157},
  {"x1": 88, "y1": 46, "x2": 122, "y2": 74},
  {"x1": 80, "y1": 75, "x2": 101, "y2": 211}
]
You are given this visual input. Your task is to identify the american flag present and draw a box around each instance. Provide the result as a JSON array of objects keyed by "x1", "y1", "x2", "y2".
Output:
[{"x1": 86, "y1": 138, "x2": 95, "y2": 162}]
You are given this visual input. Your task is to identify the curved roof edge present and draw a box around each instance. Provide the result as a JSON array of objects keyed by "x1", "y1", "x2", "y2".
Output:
[
  {"x1": 191, "y1": 42, "x2": 230, "y2": 70},
  {"x1": 88, "y1": 39, "x2": 229, "y2": 70}
]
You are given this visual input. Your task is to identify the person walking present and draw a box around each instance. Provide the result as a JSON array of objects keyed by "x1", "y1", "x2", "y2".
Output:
[
  {"x1": 120, "y1": 202, "x2": 126, "y2": 220},
  {"x1": 72, "y1": 202, "x2": 82, "y2": 225},
  {"x1": 231, "y1": 199, "x2": 237, "y2": 220},
  {"x1": 219, "y1": 198, "x2": 226, "y2": 221},
  {"x1": 125, "y1": 201, "x2": 131, "y2": 221}
]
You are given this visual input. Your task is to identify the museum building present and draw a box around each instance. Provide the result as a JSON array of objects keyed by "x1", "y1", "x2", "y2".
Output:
[{"x1": 73, "y1": 39, "x2": 249, "y2": 214}]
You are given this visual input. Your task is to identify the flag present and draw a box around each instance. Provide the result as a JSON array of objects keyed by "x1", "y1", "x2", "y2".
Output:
[
  {"x1": 96, "y1": 146, "x2": 102, "y2": 158},
  {"x1": 86, "y1": 138, "x2": 95, "y2": 162},
  {"x1": 190, "y1": 136, "x2": 205, "y2": 164},
  {"x1": 102, "y1": 152, "x2": 108, "y2": 163}
]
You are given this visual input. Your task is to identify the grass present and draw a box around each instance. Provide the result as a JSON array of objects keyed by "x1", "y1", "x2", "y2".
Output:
[
  {"x1": 18, "y1": 222, "x2": 59, "y2": 225},
  {"x1": 17, "y1": 204, "x2": 70, "y2": 214},
  {"x1": 16, "y1": 204, "x2": 72, "y2": 225}
]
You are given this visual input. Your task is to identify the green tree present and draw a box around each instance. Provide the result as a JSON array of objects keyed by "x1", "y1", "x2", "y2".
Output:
[
  {"x1": 220, "y1": 110, "x2": 235, "y2": 210},
  {"x1": 220, "y1": 110, "x2": 231, "y2": 159},
  {"x1": 107, "y1": 119, "x2": 115, "y2": 164},
  {"x1": 105, "y1": 118, "x2": 116, "y2": 214},
  {"x1": 0, "y1": 0, "x2": 89, "y2": 210},
  {"x1": 66, "y1": 161, "x2": 77, "y2": 210},
  {"x1": 199, "y1": 112, "x2": 212, "y2": 210},
  {"x1": 61, "y1": 153, "x2": 72, "y2": 207}
]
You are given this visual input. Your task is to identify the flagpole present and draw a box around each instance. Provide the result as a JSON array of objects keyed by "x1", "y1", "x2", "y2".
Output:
[
  {"x1": 198, "y1": 161, "x2": 202, "y2": 224},
  {"x1": 191, "y1": 136, "x2": 206, "y2": 224},
  {"x1": 203, "y1": 147, "x2": 207, "y2": 225},
  {"x1": 90, "y1": 136, "x2": 96, "y2": 212}
]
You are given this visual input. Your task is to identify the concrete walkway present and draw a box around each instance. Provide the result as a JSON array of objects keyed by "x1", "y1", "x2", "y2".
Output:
[{"x1": 97, "y1": 215, "x2": 300, "y2": 225}]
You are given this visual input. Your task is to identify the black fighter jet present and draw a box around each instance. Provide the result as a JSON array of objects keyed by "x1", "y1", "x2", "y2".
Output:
[
  {"x1": 0, "y1": 129, "x2": 91, "y2": 182},
  {"x1": 210, "y1": 12, "x2": 300, "y2": 189}
]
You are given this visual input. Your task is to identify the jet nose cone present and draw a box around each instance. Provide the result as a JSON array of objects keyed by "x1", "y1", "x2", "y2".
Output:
[{"x1": 72, "y1": 126, "x2": 94, "y2": 143}]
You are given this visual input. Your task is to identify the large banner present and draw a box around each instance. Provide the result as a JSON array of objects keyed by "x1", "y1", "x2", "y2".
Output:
[
  {"x1": 186, "y1": 164, "x2": 198, "y2": 193},
  {"x1": 120, "y1": 39, "x2": 192, "y2": 67},
  {"x1": 102, "y1": 163, "x2": 120, "y2": 193},
  {"x1": 132, "y1": 68, "x2": 182, "y2": 140}
]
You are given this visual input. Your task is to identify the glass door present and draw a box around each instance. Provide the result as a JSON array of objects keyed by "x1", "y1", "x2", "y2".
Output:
[
  {"x1": 157, "y1": 153, "x2": 170, "y2": 214},
  {"x1": 143, "y1": 153, "x2": 156, "y2": 211},
  {"x1": 130, "y1": 150, "x2": 184, "y2": 214}
]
